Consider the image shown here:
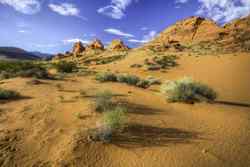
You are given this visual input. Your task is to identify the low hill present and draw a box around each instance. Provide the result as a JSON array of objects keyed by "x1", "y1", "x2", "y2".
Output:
[{"x1": 0, "y1": 47, "x2": 41, "y2": 60}]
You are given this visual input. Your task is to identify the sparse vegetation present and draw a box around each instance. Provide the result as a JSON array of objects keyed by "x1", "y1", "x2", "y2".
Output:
[
  {"x1": 26, "y1": 79, "x2": 43, "y2": 85},
  {"x1": 161, "y1": 77, "x2": 217, "y2": 103},
  {"x1": 89, "y1": 89, "x2": 128, "y2": 143},
  {"x1": 117, "y1": 74, "x2": 140, "y2": 86},
  {"x1": 53, "y1": 61, "x2": 77, "y2": 73},
  {"x1": 89, "y1": 106, "x2": 127, "y2": 143},
  {"x1": 94, "y1": 90, "x2": 114, "y2": 112},
  {"x1": 0, "y1": 60, "x2": 50, "y2": 80},
  {"x1": 144, "y1": 55, "x2": 178, "y2": 71},
  {"x1": 136, "y1": 80, "x2": 150, "y2": 89},
  {"x1": 145, "y1": 76, "x2": 161, "y2": 85},
  {"x1": 95, "y1": 72, "x2": 160, "y2": 89},
  {"x1": 95, "y1": 72, "x2": 117, "y2": 82},
  {"x1": 103, "y1": 106, "x2": 127, "y2": 130},
  {"x1": 0, "y1": 88, "x2": 20, "y2": 100}
]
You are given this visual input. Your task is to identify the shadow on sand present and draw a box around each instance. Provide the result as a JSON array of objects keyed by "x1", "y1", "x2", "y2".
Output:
[
  {"x1": 119, "y1": 101, "x2": 165, "y2": 115},
  {"x1": 0, "y1": 96, "x2": 32, "y2": 104},
  {"x1": 112, "y1": 124, "x2": 201, "y2": 148},
  {"x1": 213, "y1": 100, "x2": 250, "y2": 108}
]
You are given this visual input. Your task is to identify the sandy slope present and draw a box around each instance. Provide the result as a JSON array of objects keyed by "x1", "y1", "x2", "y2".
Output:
[{"x1": 0, "y1": 52, "x2": 250, "y2": 167}]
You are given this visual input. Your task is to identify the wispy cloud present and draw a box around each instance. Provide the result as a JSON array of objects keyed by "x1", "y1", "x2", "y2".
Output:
[
  {"x1": 176, "y1": 0, "x2": 250, "y2": 23},
  {"x1": 0, "y1": 0, "x2": 41, "y2": 14},
  {"x1": 97, "y1": 0, "x2": 137, "y2": 19},
  {"x1": 33, "y1": 43, "x2": 59, "y2": 48},
  {"x1": 196, "y1": 0, "x2": 250, "y2": 23},
  {"x1": 141, "y1": 27, "x2": 148, "y2": 31},
  {"x1": 128, "y1": 30, "x2": 157, "y2": 43},
  {"x1": 48, "y1": 3, "x2": 87, "y2": 20},
  {"x1": 18, "y1": 30, "x2": 31, "y2": 33},
  {"x1": 63, "y1": 38, "x2": 90, "y2": 44},
  {"x1": 176, "y1": 0, "x2": 189, "y2": 3},
  {"x1": 104, "y1": 28, "x2": 134, "y2": 38}
]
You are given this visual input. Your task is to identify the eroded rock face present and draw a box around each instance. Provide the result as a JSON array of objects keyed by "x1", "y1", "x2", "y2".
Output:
[
  {"x1": 149, "y1": 16, "x2": 221, "y2": 46},
  {"x1": 108, "y1": 39, "x2": 129, "y2": 51},
  {"x1": 145, "y1": 15, "x2": 250, "y2": 53},
  {"x1": 72, "y1": 42, "x2": 85, "y2": 55},
  {"x1": 87, "y1": 39, "x2": 104, "y2": 50}
]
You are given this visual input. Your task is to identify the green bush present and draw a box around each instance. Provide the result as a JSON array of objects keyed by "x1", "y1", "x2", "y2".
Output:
[
  {"x1": 117, "y1": 74, "x2": 140, "y2": 86},
  {"x1": 17, "y1": 67, "x2": 49, "y2": 79},
  {"x1": 96, "y1": 73, "x2": 156, "y2": 89},
  {"x1": 152, "y1": 55, "x2": 178, "y2": 68},
  {"x1": 88, "y1": 94, "x2": 128, "y2": 143},
  {"x1": 0, "y1": 61, "x2": 49, "y2": 79},
  {"x1": 53, "y1": 61, "x2": 77, "y2": 73},
  {"x1": 145, "y1": 76, "x2": 161, "y2": 85},
  {"x1": 0, "y1": 61, "x2": 37, "y2": 73},
  {"x1": 136, "y1": 80, "x2": 150, "y2": 89},
  {"x1": 94, "y1": 90, "x2": 114, "y2": 112},
  {"x1": 0, "y1": 88, "x2": 20, "y2": 100},
  {"x1": 95, "y1": 72, "x2": 117, "y2": 82},
  {"x1": 103, "y1": 107, "x2": 127, "y2": 130},
  {"x1": 161, "y1": 77, "x2": 217, "y2": 103}
]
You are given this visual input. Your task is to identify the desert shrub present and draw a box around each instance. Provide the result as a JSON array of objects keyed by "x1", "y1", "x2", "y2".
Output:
[
  {"x1": 147, "y1": 65, "x2": 162, "y2": 71},
  {"x1": 136, "y1": 80, "x2": 151, "y2": 89},
  {"x1": 103, "y1": 107, "x2": 127, "y2": 130},
  {"x1": 53, "y1": 61, "x2": 77, "y2": 73},
  {"x1": 96, "y1": 73, "x2": 155, "y2": 89},
  {"x1": 145, "y1": 76, "x2": 161, "y2": 85},
  {"x1": 94, "y1": 90, "x2": 114, "y2": 112},
  {"x1": 89, "y1": 106, "x2": 127, "y2": 143},
  {"x1": 26, "y1": 79, "x2": 43, "y2": 85},
  {"x1": 152, "y1": 55, "x2": 178, "y2": 68},
  {"x1": 17, "y1": 67, "x2": 49, "y2": 79},
  {"x1": 0, "y1": 61, "x2": 37, "y2": 72},
  {"x1": 0, "y1": 88, "x2": 20, "y2": 100},
  {"x1": 88, "y1": 126, "x2": 113, "y2": 143},
  {"x1": 0, "y1": 71, "x2": 14, "y2": 80},
  {"x1": 0, "y1": 61, "x2": 50, "y2": 79},
  {"x1": 161, "y1": 77, "x2": 217, "y2": 103},
  {"x1": 95, "y1": 72, "x2": 117, "y2": 82},
  {"x1": 130, "y1": 64, "x2": 143, "y2": 68},
  {"x1": 117, "y1": 74, "x2": 140, "y2": 86}
]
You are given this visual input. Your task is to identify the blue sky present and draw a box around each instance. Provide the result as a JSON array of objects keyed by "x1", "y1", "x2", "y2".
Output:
[{"x1": 0, "y1": 0, "x2": 249, "y2": 54}]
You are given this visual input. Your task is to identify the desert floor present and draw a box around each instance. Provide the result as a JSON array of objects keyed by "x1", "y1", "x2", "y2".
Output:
[{"x1": 0, "y1": 53, "x2": 250, "y2": 167}]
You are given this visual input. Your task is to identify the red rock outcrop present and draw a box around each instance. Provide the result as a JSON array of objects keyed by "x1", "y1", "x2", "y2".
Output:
[
  {"x1": 86, "y1": 39, "x2": 104, "y2": 50},
  {"x1": 72, "y1": 42, "x2": 85, "y2": 55},
  {"x1": 108, "y1": 39, "x2": 129, "y2": 51}
]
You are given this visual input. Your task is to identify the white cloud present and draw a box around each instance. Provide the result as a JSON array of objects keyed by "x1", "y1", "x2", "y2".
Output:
[
  {"x1": 63, "y1": 38, "x2": 90, "y2": 44},
  {"x1": 48, "y1": 3, "x2": 87, "y2": 20},
  {"x1": 176, "y1": 0, "x2": 189, "y2": 3},
  {"x1": 196, "y1": 0, "x2": 250, "y2": 23},
  {"x1": 129, "y1": 30, "x2": 157, "y2": 43},
  {"x1": 0, "y1": 0, "x2": 41, "y2": 14},
  {"x1": 49, "y1": 3, "x2": 79, "y2": 16},
  {"x1": 97, "y1": 0, "x2": 137, "y2": 19},
  {"x1": 104, "y1": 28, "x2": 134, "y2": 38},
  {"x1": 18, "y1": 30, "x2": 30, "y2": 33},
  {"x1": 176, "y1": 0, "x2": 250, "y2": 23}
]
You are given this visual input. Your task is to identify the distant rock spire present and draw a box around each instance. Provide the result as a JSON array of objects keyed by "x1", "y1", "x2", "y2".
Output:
[
  {"x1": 72, "y1": 41, "x2": 85, "y2": 55},
  {"x1": 87, "y1": 39, "x2": 104, "y2": 50},
  {"x1": 108, "y1": 39, "x2": 129, "y2": 51}
]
